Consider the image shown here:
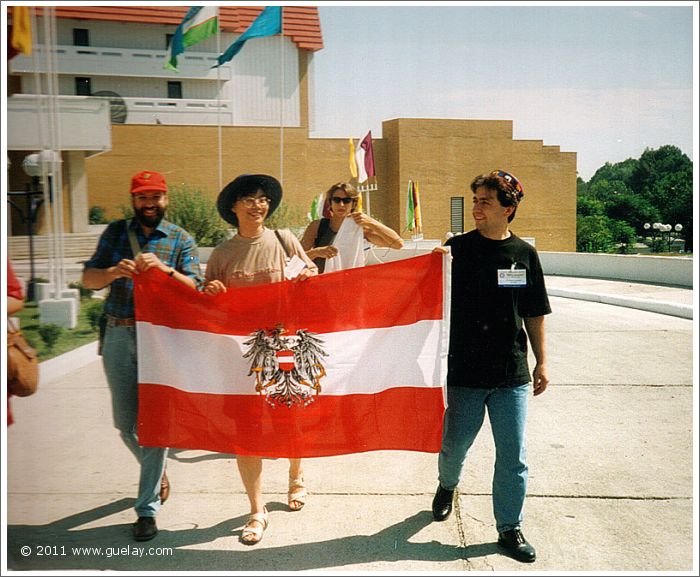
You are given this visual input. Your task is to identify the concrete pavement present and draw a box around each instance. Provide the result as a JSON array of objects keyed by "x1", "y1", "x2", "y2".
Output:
[{"x1": 5, "y1": 278, "x2": 696, "y2": 573}]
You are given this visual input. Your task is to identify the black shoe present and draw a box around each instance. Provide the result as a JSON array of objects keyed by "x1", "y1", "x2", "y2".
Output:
[
  {"x1": 432, "y1": 485, "x2": 454, "y2": 521},
  {"x1": 498, "y1": 528, "x2": 536, "y2": 563},
  {"x1": 133, "y1": 516, "x2": 158, "y2": 541}
]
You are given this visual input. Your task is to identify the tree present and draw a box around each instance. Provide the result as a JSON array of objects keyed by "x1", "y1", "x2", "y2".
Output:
[
  {"x1": 579, "y1": 145, "x2": 693, "y2": 254},
  {"x1": 589, "y1": 158, "x2": 638, "y2": 188},
  {"x1": 630, "y1": 146, "x2": 693, "y2": 251},
  {"x1": 577, "y1": 214, "x2": 615, "y2": 253}
]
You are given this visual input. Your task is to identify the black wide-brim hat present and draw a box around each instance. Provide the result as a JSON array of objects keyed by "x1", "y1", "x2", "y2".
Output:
[{"x1": 217, "y1": 174, "x2": 283, "y2": 227}]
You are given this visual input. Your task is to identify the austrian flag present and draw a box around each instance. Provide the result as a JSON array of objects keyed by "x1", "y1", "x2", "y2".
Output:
[{"x1": 135, "y1": 253, "x2": 450, "y2": 458}]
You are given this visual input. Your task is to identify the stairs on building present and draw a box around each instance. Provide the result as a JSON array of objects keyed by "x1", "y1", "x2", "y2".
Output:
[{"x1": 8, "y1": 232, "x2": 101, "y2": 263}]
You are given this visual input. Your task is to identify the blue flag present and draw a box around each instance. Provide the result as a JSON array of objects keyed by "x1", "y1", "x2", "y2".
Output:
[{"x1": 213, "y1": 6, "x2": 282, "y2": 68}]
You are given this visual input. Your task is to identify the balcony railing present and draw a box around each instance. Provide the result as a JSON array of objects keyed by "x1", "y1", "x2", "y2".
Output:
[
  {"x1": 122, "y1": 96, "x2": 233, "y2": 125},
  {"x1": 9, "y1": 44, "x2": 230, "y2": 81}
]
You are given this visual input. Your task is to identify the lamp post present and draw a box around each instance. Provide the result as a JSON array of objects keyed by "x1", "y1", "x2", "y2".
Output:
[
  {"x1": 673, "y1": 224, "x2": 683, "y2": 252},
  {"x1": 662, "y1": 224, "x2": 673, "y2": 252},
  {"x1": 6, "y1": 153, "x2": 55, "y2": 301},
  {"x1": 644, "y1": 222, "x2": 662, "y2": 252},
  {"x1": 643, "y1": 222, "x2": 651, "y2": 251}
]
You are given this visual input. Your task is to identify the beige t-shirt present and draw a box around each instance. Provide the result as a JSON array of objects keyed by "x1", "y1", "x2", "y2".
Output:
[{"x1": 205, "y1": 228, "x2": 317, "y2": 288}]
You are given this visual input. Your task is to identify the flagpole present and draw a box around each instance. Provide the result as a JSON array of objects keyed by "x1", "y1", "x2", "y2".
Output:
[
  {"x1": 216, "y1": 7, "x2": 222, "y2": 192},
  {"x1": 279, "y1": 7, "x2": 284, "y2": 186}
]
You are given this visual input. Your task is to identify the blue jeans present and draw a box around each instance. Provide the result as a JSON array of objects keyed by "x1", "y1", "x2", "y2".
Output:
[
  {"x1": 438, "y1": 384, "x2": 529, "y2": 533},
  {"x1": 102, "y1": 325, "x2": 167, "y2": 518}
]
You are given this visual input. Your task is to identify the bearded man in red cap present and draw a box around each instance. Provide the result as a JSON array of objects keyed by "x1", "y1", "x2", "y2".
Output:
[{"x1": 82, "y1": 170, "x2": 202, "y2": 541}]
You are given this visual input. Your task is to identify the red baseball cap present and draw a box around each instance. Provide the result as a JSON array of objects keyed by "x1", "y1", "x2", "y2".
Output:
[{"x1": 130, "y1": 170, "x2": 168, "y2": 194}]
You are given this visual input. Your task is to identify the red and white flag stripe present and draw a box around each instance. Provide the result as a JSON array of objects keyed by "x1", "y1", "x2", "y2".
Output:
[{"x1": 135, "y1": 252, "x2": 450, "y2": 458}]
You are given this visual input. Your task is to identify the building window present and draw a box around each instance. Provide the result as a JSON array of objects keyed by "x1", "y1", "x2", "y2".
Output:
[
  {"x1": 75, "y1": 77, "x2": 92, "y2": 96},
  {"x1": 450, "y1": 197, "x2": 464, "y2": 234},
  {"x1": 166, "y1": 34, "x2": 174, "y2": 50},
  {"x1": 73, "y1": 28, "x2": 90, "y2": 46},
  {"x1": 167, "y1": 81, "x2": 182, "y2": 99}
]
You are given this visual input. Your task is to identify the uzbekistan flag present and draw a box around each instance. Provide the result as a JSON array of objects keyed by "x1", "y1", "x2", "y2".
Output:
[
  {"x1": 135, "y1": 253, "x2": 450, "y2": 458},
  {"x1": 165, "y1": 6, "x2": 219, "y2": 72}
]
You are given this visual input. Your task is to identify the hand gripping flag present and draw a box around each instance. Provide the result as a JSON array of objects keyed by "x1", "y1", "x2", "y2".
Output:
[
  {"x1": 165, "y1": 6, "x2": 219, "y2": 72},
  {"x1": 214, "y1": 6, "x2": 282, "y2": 68},
  {"x1": 134, "y1": 253, "x2": 450, "y2": 458}
]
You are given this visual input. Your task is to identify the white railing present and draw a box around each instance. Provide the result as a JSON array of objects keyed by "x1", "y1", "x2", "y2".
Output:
[
  {"x1": 122, "y1": 96, "x2": 233, "y2": 125},
  {"x1": 10, "y1": 44, "x2": 230, "y2": 81}
]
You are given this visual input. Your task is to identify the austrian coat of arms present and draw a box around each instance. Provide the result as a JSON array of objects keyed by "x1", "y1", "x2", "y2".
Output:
[{"x1": 243, "y1": 325, "x2": 328, "y2": 408}]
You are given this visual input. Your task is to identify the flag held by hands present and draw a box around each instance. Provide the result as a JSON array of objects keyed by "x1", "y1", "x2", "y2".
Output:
[
  {"x1": 134, "y1": 254, "x2": 449, "y2": 458},
  {"x1": 214, "y1": 6, "x2": 282, "y2": 68},
  {"x1": 165, "y1": 6, "x2": 219, "y2": 72}
]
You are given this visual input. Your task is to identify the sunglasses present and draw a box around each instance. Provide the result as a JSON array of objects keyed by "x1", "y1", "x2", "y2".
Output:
[{"x1": 331, "y1": 197, "x2": 354, "y2": 205}]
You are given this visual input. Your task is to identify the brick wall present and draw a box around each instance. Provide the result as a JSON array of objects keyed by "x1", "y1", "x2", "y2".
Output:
[{"x1": 10, "y1": 117, "x2": 576, "y2": 251}]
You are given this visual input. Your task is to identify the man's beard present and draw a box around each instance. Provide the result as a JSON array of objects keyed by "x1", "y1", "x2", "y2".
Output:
[{"x1": 134, "y1": 206, "x2": 165, "y2": 228}]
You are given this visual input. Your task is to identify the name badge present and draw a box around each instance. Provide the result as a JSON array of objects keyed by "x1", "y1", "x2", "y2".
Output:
[
  {"x1": 497, "y1": 269, "x2": 527, "y2": 287},
  {"x1": 284, "y1": 254, "x2": 308, "y2": 280}
]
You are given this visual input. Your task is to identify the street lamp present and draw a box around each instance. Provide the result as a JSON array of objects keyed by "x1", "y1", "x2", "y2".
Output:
[
  {"x1": 7, "y1": 155, "x2": 47, "y2": 301},
  {"x1": 671, "y1": 223, "x2": 683, "y2": 252},
  {"x1": 644, "y1": 222, "x2": 661, "y2": 252}
]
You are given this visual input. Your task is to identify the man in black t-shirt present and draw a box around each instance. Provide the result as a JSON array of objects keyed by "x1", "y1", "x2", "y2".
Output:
[{"x1": 432, "y1": 170, "x2": 551, "y2": 563}]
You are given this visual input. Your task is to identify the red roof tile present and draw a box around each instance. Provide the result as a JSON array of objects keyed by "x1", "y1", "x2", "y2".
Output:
[{"x1": 41, "y1": 6, "x2": 323, "y2": 52}]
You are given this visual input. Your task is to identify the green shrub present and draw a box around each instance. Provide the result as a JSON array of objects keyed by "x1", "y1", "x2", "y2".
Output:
[
  {"x1": 38, "y1": 323, "x2": 63, "y2": 352},
  {"x1": 89, "y1": 206, "x2": 108, "y2": 224},
  {"x1": 167, "y1": 184, "x2": 229, "y2": 247},
  {"x1": 119, "y1": 204, "x2": 134, "y2": 220},
  {"x1": 266, "y1": 201, "x2": 310, "y2": 238},
  {"x1": 85, "y1": 300, "x2": 105, "y2": 331}
]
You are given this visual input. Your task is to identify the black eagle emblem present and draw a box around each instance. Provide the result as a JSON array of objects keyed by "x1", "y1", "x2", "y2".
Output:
[{"x1": 242, "y1": 324, "x2": 327, "y2": 408}]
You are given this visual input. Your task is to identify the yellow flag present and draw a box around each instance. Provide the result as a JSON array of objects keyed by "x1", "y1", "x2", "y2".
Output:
[
  {"x1": 414, "y1": 181, "x2": 423, "y2": 233},
  {"x1": 348, "y1": 138, "x2": 358, "y2": 179},
  {"x1": 11, "y1": 6, "x2": 32, "y2": 56}
]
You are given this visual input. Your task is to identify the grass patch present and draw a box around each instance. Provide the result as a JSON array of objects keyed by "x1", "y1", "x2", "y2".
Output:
[{"x1": 12, "y1": 298, "x2": 102, "y2": 361}]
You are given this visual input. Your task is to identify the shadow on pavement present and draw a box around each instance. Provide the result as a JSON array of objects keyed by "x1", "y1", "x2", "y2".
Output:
[{"x1": 8, "y1": 506, "x2": 499, "y2": 571}]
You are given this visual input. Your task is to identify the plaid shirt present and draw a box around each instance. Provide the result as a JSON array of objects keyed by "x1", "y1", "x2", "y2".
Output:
[{"x1": 84, "y1": 219, "x2": 203, "y2": 318}]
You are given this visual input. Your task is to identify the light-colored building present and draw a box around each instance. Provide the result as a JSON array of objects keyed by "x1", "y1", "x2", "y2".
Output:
[{"x1": 7, "y1": 6, "x2": 576, "y2": 251}]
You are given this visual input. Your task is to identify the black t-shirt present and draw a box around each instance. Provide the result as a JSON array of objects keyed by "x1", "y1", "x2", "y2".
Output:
[{"x1": 445, "y1": 229, "x2": 551, "y2": 388}]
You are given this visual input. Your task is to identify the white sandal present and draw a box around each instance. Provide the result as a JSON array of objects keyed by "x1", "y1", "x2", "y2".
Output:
[
  {"x1": 240, "y1": 507, "x2": 269, "y2": 545},
  {"x1": 288, "y1": 476, "x2": 308, "y2": 511}
]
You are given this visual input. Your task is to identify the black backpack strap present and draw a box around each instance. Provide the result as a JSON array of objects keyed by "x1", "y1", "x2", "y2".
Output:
[
  {"x1": 274, "y1": 229, "x2": 292, "y2": 259},
  {"x1": 125, "y1": 219, "x2": 141, "y2": 258}
]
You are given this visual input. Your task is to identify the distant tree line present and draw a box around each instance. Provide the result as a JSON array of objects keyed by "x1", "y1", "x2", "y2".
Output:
[{"x1": 576, "y1": 145, "x2": 692, "y2": 254}]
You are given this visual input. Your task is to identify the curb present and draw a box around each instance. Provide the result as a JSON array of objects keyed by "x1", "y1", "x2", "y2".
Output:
[
  {"x1": 548, "y1": 288, "x2": 693, "y2": 320},
  {"x1": 39, "y1": 341, "x2": 99, "y2": 386}
]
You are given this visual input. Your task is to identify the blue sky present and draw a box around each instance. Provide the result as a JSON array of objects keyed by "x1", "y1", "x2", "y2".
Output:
[{"x1": 309, "y1": 3, "x2": 695, "y2": 180}]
